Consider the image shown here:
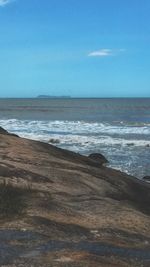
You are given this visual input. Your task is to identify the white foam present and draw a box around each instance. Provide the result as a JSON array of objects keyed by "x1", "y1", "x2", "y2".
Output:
[
  {"x1": 1, "y1": 119, "x2": 150, "y2": 135},
  {"x1": 0, "y1": 119, "x2": 150, "y2": 150}
]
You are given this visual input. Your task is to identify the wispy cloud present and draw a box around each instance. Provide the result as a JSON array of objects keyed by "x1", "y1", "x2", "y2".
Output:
[
  {"x1": 0, "y1": 0, "x2": 13, "y2": 7},
  {"x1": 88, "y1": 49, "x2": 125, "y2": 57}
]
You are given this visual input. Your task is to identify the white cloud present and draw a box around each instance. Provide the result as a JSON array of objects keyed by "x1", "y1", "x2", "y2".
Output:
[
  {"x1": 88, "y1": 49, "x2": 112, "y2": 57},
  {"x1": 0, "y1": 0, "x2": 13, "y2": 6},
  {"x1": 88, "y1": 49, "x2": 125, "y2": 57}
]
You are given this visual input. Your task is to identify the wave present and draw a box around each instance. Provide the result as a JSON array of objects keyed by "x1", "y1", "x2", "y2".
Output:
[
  {"x1": 1, "y1": 119, "x2": 150, "y2": 135},
  {"x1": 0, "y1": 119, "x2": 150, "y2": 150}
]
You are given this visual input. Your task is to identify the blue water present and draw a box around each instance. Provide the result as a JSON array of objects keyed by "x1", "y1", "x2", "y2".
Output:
[{"x1": 0, "y1": 98, "x2": 150, "y2": 178}]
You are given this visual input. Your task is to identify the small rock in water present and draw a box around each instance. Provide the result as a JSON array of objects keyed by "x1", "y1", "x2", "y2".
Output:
[
  {"x1": 88, "y1": 153, "x2": 108, "y2": 165},
  {"x1": 126, "y1": 143, "x2": 134, "y2": 146}
]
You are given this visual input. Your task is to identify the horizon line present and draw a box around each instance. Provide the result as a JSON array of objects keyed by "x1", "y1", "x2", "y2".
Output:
[{"x1": 0, "y1": 96, "x2": 150, "y2": 99}]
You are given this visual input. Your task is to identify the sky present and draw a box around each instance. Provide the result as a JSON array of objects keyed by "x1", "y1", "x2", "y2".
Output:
[{"x1": 0, "y1": 0, "x2": 150, "y2": 97}]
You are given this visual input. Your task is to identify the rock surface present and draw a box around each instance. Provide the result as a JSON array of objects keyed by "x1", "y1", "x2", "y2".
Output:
[{"x1": 0, "y1": 127, "x2": 150, "y2": 267}]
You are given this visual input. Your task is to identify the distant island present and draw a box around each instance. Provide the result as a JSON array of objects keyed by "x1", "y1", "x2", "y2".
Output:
[{"x1": 37, "y1": 95, "x2": 71, "y2": 99}]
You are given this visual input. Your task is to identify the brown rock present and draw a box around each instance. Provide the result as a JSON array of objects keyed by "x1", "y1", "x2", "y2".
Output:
[{"x1": 0, "y1": 128, "x2": 149, "y2": 266}]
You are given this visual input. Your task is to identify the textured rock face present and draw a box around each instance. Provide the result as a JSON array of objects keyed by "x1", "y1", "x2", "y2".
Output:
[{"x1": 0, "y1": 127, "x2": 150, "y2": 267}]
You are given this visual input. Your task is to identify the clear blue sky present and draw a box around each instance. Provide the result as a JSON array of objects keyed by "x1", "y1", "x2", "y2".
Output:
[{"x1": 0, "y1": 0, "x2": 150, "y2": 97}]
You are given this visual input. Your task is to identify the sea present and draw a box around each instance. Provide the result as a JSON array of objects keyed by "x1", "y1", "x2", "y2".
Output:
[{"x1": 0, "y1": 98, "x2": 150, "y2": 179}]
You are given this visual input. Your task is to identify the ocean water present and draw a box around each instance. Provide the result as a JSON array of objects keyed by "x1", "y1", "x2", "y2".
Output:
[{"x1": 0, "y1": 98, "x2": 150, "y2": 178}]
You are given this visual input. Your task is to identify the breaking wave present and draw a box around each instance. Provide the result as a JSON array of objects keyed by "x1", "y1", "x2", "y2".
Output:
[{"x1": 0, "y1": 119, "x2": 150, "y2": 178}]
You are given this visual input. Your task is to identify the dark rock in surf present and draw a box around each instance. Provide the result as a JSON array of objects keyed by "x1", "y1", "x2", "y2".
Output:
[
  {"x1": 143, "y1": 176, "x2": 150, "y2": 182},
  {"x1": 88, "y1": 153, "x2": 108, "y2": 165},
  {"x1": 49, "y1": 138, "x2": 60, "y2": 144},
  {"x1": 126, "y1": 143, "x2": 134, "y2": 146}
]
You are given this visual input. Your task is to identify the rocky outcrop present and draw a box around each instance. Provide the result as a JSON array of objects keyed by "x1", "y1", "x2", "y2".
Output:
[
  {"x1": 0, "y1": 126, "x2": 149, "y2": 267},
  {"x1": 0, "y1": 126, "x2": 9, "y2": 135},
  {"x1": 0, "y1": 126, "x2": 18, "y2": 137}
]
